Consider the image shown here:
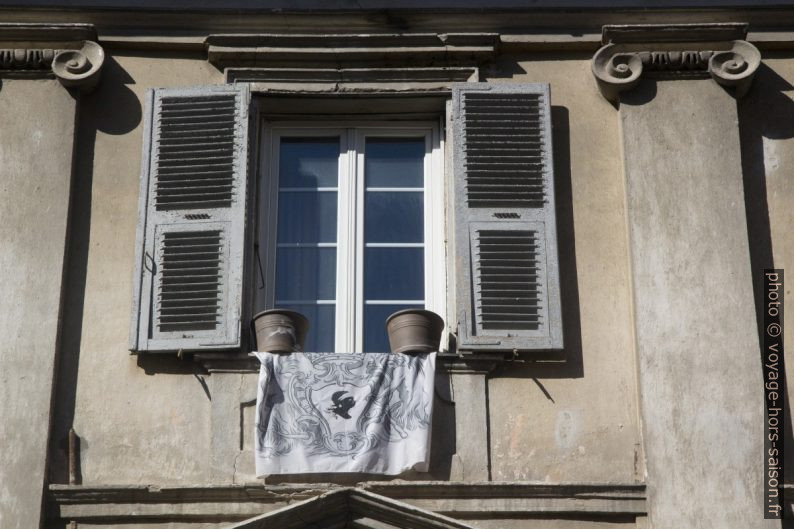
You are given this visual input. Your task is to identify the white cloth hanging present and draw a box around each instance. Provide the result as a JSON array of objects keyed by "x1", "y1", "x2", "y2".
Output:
[{"x1": 253, "y1": 352, "x2": 436, "y2": 476}]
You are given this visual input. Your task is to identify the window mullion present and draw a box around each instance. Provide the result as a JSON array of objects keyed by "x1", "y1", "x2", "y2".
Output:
[
  {"x1": 426, "y1": 124, "x2": 447, "y2": 350},
  {"x1": 353, "y1": 128, "x2": 366, "y2": 352},
  {"x1": 335, "y1": 130, "x2": 357, "y2": 352}
]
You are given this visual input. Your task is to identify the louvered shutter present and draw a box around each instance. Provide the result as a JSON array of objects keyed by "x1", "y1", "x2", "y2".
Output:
[
  {"x1": 130, "y1": 84, "x2": 252, "y2": 352},
  {"x1": 452, "y1": 83, "x2": 563, "y2": 353}
]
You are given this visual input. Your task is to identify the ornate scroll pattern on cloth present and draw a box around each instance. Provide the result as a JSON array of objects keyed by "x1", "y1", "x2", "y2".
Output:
[{"x1": 253, "y1": 352, "x2": 436, "y2": 476}]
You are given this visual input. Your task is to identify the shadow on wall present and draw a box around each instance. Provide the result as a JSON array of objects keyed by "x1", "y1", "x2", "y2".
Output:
[
  {"x1": 489, "y1": 105, "x2": 584, "y2": 394},
  {"x1": 737, "y1": 60, "x2": 794, "y2": 493},
  {"x1": 48, "y1": 55, "x2": 142, "y2": 484}
]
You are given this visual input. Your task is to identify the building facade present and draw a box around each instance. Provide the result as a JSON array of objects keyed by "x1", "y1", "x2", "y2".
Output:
[{"x1": 0, "y1": 2, "x2": 791, "y2": 528}]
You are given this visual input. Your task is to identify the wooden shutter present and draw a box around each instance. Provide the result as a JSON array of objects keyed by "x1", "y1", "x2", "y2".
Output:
[
  {"x1": 452, "y1": 83, "x2": 563, "y2": 353},
  {"x1": 130, "y1": 84, "x2": 252, "y2": 352}
]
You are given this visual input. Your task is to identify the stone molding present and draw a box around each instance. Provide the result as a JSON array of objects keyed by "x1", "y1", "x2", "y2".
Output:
[
  {"x1": 438, "y1": 353, "x2": 503, "y2": 374},
  {"x1": 194, "y1": 352, "x2": 502, "y2": 374},
  {"x1": 48, "y1": 482, "x2": 647, "y2": 525},
  {"x1": 229, "y1": 488, "x2": 475, "y2": 529},
  {"x1": 226, "y1": 66, "x2": 478, "y2": 94},
  {"x1": 206, "y1": 33, "x2": 499, "y2": 70},
  {"x1": 591, "y1": 23, "x2": 761, "y2": 102},
  {"x1": 194, "y1": 352, "x2": 259, "y2": 373},
  {"x1": 0, "y1": 23, "x2": 105, "y2": 93}
]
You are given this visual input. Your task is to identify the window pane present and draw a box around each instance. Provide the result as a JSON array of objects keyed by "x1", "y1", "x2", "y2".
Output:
[
  {"x1": 365, "y1": 138, "x2": 424, "y2": 188},
  {"x1": 279, "y1": 138, "x2": 340, "y2": 188},
  {"x1": 364, "y1": 248, "x2": 424, "y2": 301},
  {"x1": 274, "y1": 137, "x2": 339, "y2": 351},
  {"x1": 277, "y1": 191, "x2": 337, "y2": 243},
  {"x1": 365, "y1": 191, "x2": 423, "y2": 243},
  {"x1": 363, "y1": 304, "x2": 423, "y2": 353},
  {"x1": 275, "y1": 247, "x2": 336, "y2": 301},
  {"x1": 278, "y1": 303, "x2": 335, "y2": 352}
]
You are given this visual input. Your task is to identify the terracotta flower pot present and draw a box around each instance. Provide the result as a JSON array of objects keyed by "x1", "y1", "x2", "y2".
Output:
[
  {"x1": 252, "y1": 309, "x2": 309, "y2": 353},
  {"x1": 385, "y1": 309, "x2": 444, "y2": 354}
]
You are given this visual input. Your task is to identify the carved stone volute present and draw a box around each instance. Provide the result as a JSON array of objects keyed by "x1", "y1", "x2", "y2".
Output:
[
  {"x1": 51, "y1": 41, "x2": 105, "y2": 93},
  {"x1": 0, "y1": 24, "x2": 104, "y2": 94},
  {"x1": 592, "y1": 45, "x2": 644, "y2": 102},
  {"x1": 591, "y1": 24, "x2": 761, "y2": 102},
  {"x1": 707, "y1": 39, "x2": 761, "y2": 97}
]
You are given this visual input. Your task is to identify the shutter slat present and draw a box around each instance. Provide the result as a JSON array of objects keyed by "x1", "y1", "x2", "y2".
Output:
[
  {"x1": 453, "y1": 83, "x2": 563, "y2": 353},
  {"x1": 461, "y1": 92, "x2": 548, "y2": 211},
  {"x1": 462, "y1": 91, "x2": 547, "y2": 209},
  {"x1": 130, "y1": 84, "x2": 251, "y2": 353},
  {"x1": 153, "y1": 91, "x2": 240, "y2": 212},
  {"x1": 475, "y1": 228, "x2": 543, "y2": 332},
  {"x1": 155, "y1": 230, "x2": 223, "y2": 333}
]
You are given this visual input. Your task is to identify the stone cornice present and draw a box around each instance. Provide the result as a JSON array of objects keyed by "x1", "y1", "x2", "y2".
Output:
[
  {"x1": 226, "y1": 66, "x2": 478, "y2": 94},
  {"x1": 205, "y1": 33, "x2": 499, "y2": 70},
  {"x1": 5, "y1": 10, "x2": 794, "y2": 52},
  {"x1": 0, "y1": 23, "x2": 105, "y2": 93},
  {"x1": 48, "y1": 482, "x2": 647, "y2": 524},
  {"x1": 591, "y1": 23, "x2": 761, "y2": 102},
  {"x1": 437, "y1": 353, "x2": 503, "y2": 374}
]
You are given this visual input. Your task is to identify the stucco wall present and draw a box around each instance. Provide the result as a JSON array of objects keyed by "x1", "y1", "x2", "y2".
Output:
[
  {"x1": 0, "y1": 77, "x2": 77, "y2": 529},
  {"x1": 738, "y1": 53, "x2": 794, "y2": 482},
  {"x1": 486, "y1": 55, "x2": 642, "y2": 483},
  {"x1": 36, "y1": 42, "x2": 794, "y2": 529},
  {"x1": 50, "y1": 50, "x2": 644, "y2": 488},
  {"x1": 47, "y1": 49, "x2": 640, "y2": 492},
  {"x1": 49, "y1": 52, "x2": 224, "y2": 485}
]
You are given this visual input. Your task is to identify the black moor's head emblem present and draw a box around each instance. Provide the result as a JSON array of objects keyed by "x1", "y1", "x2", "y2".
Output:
[{"x1": 327, "y1": 391, "x2": 356, "y2": 419}]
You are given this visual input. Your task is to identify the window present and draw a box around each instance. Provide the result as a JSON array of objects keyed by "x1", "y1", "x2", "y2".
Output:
[
  {"x1": 129, "y1": 83, "x2": 563, "y2": 355},
  {"x1": 255, "y1": 125, "x2": 445, "y2": 352}
]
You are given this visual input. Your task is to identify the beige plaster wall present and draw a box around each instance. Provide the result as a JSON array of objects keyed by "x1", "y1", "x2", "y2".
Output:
[
  {"x1": 0, "y1": 77, "x2": 77, "y2": 529},
  {"x1": 485, "y1": 55, "x2": 642, "y2": 483},
  {"x1": 58, "y1": 51, "x2": 641, "y2": 487},
  {"x1": 738, "y1": 53, "x2": 794, "y2": 481},
  {"x1": 50, "y1": 52, "x2": 224, "y2": 485}
]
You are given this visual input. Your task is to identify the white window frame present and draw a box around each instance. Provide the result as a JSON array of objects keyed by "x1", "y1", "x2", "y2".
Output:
[{"x1": 256, "y1": 121, "x2": 446, "y2": 352}]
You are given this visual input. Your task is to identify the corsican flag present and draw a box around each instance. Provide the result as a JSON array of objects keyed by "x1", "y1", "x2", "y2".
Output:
[{"x1": 253, "y1": 352, "x2": 436, "y2": 476}]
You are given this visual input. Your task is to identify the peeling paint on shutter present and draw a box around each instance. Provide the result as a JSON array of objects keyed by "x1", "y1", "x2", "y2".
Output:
[
  {"x1": 130, "y1": 84, "x2": 251, "y2": 353},
  {"x1": 453, "y1": 83, "x2": 562, "y2": 353}
]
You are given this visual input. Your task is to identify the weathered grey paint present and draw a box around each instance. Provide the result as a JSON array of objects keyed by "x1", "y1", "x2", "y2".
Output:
[
  {"x1": 452, "y1": 83, "x2": 563, "y2": 353},
  {"x1": 621, "y1": 78, "x2": 774, "y2": 528},
  {"x1": 132, "y1": 84, "x2": 251, "y2": 353},
  {"x1": 0, "y1": 78, "x2": 77, "y2": 529}
]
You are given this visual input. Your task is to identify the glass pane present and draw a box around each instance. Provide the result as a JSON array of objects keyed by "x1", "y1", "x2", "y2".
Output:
[
  {"x1": 365, "y1": 191, "x2": 423, "y2": 243},
  {"x1": 278, "y1": 304, "x2": 335, "y2": 352},
  {"x1": 365, "y1": 138, "x2": 425, "y2": 188},
  {"x1": 364, "y1": 304, "x2": 423, "y2": 353},
  {"x1": 275, "y1": 248, "x2": 336, "y2": 301},
  {"x1": 279, "y1": 138, "x2": 340, "y2": 188},
  {"x1": 277, "y1": 191, "x2": 337, "y2": 243},
  {"x1": 364, "y1": 248, "x2": 424, "y2": 301}
]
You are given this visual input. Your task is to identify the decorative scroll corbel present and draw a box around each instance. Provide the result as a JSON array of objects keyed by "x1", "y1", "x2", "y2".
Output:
[
  {"x1": 52, "y1": 40, "x2": 105, "y2": 93},
  {"x1": 592, "y1": 46, "x2": 644, "y2": 103},
  {"x1": 707, "y1": 40, "x2": 761, "y2": 98},
  {"x1": 591, "y1": 26, "x2": 761, "y2": 103}
]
